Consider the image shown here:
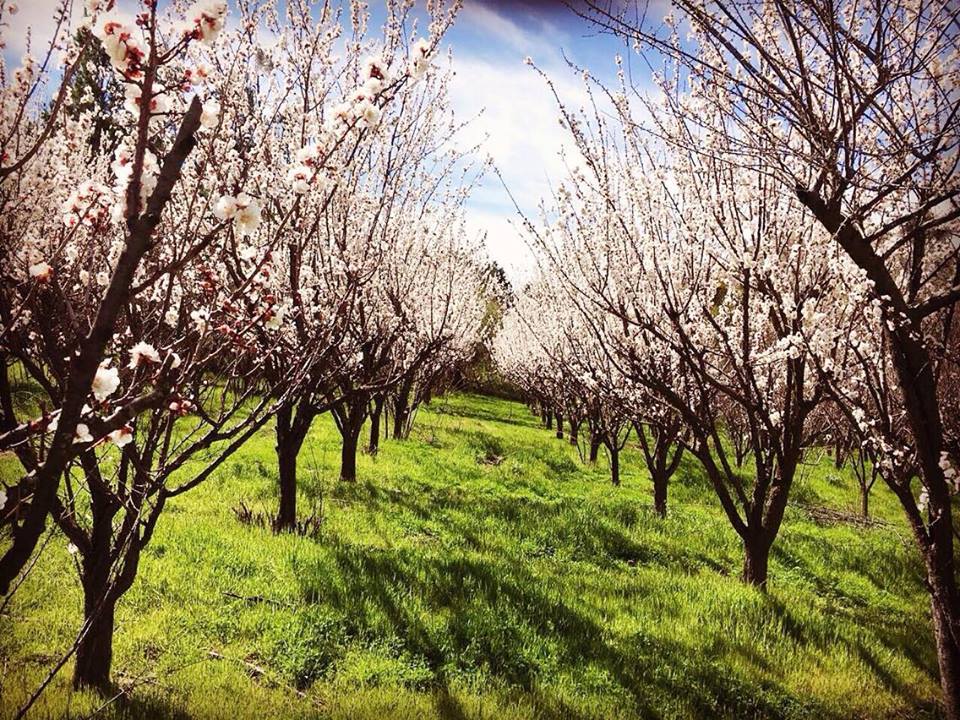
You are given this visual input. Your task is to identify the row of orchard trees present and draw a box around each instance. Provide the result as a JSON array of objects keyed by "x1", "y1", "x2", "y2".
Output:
[
  {"x1": 498, "y1": 0, "x2": 960, "y2": 714},
  {"x1": 0, "y1": 0, "x2": 488, "y2": 697}
]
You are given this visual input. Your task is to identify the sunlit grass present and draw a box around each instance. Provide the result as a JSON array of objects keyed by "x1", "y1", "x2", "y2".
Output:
[{"x1": 0, "y1": 393, "x2": 939, "y2": 719}]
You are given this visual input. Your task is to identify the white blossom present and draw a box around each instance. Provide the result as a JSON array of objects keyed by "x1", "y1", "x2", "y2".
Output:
[
  {"x1": 91, "y1": 364, "x2": 120, "y2": 401},
  {"x1": 128, "y1": 341, "x2": 160, "y2": 369}
]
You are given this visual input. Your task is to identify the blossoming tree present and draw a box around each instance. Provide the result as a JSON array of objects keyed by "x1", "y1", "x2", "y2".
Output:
[
  {"x1": 0, "y1": 0, "x2": 468, "y2": 694},
  {"x1": 571, "y1": 0, "x2": 960, "y2": 711}
]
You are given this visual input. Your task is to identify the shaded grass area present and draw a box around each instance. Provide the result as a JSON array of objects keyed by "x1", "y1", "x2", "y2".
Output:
[{"x1": 0, "y1": 393, "x2": 940, "y2": 719}]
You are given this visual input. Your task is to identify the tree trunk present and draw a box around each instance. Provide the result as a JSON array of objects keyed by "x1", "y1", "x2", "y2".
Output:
[
  {"x1": 860, "y1": 485, "x2": 869, "y2": 519},
  {"x1": 589, "y1": 433, "x2": 601, "y2": 463},
  {"x1": 340, "y1": 427, "x2": 360, "y2": 482},
  {"x1": 931, "y1": 590, "x2": 960, "y2": 720},
  {"x1": 275, "y1": 404, "x2": 312, "y2": 532},
  {"x1": 545, "y1": 411, "x2": 553, "y2": 430},
  {"x1": 569, "y1": 418, "x2": 579, "y2": 445},
  {"x1": 609, "y1": 444, "x2": 620, "y2": 487},
  {"x1": 73, "y1": 481, "x2": 121, "y2": 691},
  {"x1": 275, "y1": 407, "x2": 298, "y2": 532},
  {"x1": 555, "y1": 413, "x2": 564, "y2": 439},
  {"x1": 742, "y1": 535, "x2": 770, "y2": 589},
  {"x1": 74, "y1": 590, "x2": 117, "y2": 692},
  {"x1": 653, "y1": 471, "x2": 667, "y2": 519},
  {"x1": 368, "y1": 395, "x2": 384, "y2": 455},
  {"x1": 393, "y1": 386, "x2": 412, "y2": 440},
  {"x1": 923, "y1": 537, "x2": 960, "y2": 720}
]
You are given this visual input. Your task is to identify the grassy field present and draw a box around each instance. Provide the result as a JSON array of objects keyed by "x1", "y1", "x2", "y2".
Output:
[{"x1": 0, "y1": 393, "x2": 941, "y2": 719}]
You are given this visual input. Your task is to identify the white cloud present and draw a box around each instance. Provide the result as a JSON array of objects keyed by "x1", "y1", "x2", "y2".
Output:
[
  {"x1": 448, "y1": 8, "x2": 594, "y2": 282},
  {"x1": 463, "y1": 206, "x2": 539, "y2": 287},
  {"x1": 458, "y1": 2, "x2": 567, "y2": 61}
]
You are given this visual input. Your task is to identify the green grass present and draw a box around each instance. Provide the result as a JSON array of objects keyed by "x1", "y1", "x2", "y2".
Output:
[{"x1": 0, "y1": 393, "x2": 941, "y2": 719}]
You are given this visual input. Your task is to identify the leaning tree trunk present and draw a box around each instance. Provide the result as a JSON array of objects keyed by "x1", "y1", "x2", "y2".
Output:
[
  {"x1": 922, "y1": 527, "x2": 960, "y2": 719},
  {"x1": 931, "y1": 591, "x2": 960, "y2": 720},
  {"x1": 368, "y1": 394, "x2": 385, "y2": 455}
]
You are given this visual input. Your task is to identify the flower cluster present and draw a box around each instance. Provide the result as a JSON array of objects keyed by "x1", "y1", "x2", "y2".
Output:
[
  {"x1": 11, "y1": 53, "x2": 34, "y2": 94},
  {"x1": 199, "y1": 100, "x2": 220, "y2": 129},
  {"x1": 128, "y1": 341, "x2": 160, "y2": 369},
  {"x1": 61, "y1": 180, "x2": 113, "y2": 228},
  {"x1": 408, "y1": 38, "x2": 431, "y2": 79},
  {"x1": 123, "y1": 84, "x2": 169, "y2": 117},
  {"x1": 286, "y1": 143, "x2": 333, "y2": 194},
  {"x1": 185, "y1": 0, "x2": 227, "y2": 46},
  {"x1": 92, "y1": 16, "x2": 145, "y2": 79},
  {"x1": 213, "y1": 194, "x2": 262, "y2": 235}
]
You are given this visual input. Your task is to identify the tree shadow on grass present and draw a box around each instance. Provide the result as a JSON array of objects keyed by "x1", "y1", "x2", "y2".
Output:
[
  {"x1": 769, "y1": 541, "x2": 933, "y2": 665},
  {"x1": 313, "y1": 545, "x2": 856, "y2": 720},
  {"x1": 763, "y1": 588, "x2": 938, "y2": 714},
  {"x1": 68, "y1": 690, "x2": 195, "y2": 720}
]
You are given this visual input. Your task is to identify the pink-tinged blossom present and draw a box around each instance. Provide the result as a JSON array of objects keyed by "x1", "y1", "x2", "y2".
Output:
[
  {"x1": 190, "y1": 309, "x2": 209, "y2": 333},
  {"x1": 11, "y1": 54, "x2": 34, "y2": 94},
  {"x1": 109, "y1": 425, "x2": 134, "y2": 448},
  {"x1": 233, "y1": 195, "x2": 261, "y2": 235},
  {"x1": 128, "y1": 341, "x2": 160, "y2": 369},
  {"x1": 356, "y1": 101, "x2": 381, "y2": 129},
  {"x1": 186, "y1": 0, "x2": 227, "y2": 46},
  {"x1": 408, "y1": 38, "x2": 431, "y2": 79},
  {"x1": 287, "y1": 164, "x2": 312, "y2": 194},
  {"x1": 361, "y1": 56, "x2": 390, "y2": 93},
  {"x1": 83, "y1": 0, "x2": 105, "y2": 16},
  {"x1": 28, "y1": 262, "x2": 53, "y2": 282},
  {"x1": 92, "y1": 16, "x2": 145, "y2": 79},
  {"x1": 61, "y1": 180, "x2": 113, "y2": 228}
]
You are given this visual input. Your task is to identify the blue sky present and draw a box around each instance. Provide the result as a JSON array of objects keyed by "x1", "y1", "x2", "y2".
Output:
[
  {"x1": 442, "y1": 0, "x2": 632, "y2": 280},
  {"x1": 4, "y1": 0, "x2": 660, "y2": 280}
]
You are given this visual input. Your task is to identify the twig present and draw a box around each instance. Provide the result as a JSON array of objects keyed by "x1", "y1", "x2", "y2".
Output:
[
  {"x1": 221, "y1": 591, "x2": 289, "y2": 608},
  {"x1": 206, "y1": 649, "x2": 322, "y2": 707}
]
